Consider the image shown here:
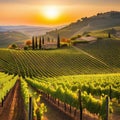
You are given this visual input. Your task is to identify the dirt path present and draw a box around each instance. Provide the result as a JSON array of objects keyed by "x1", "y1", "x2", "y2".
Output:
[
  {"x1": 28, "y1": 85, "x2": 73, "y2": 120},
  {"x1": 28, "y1": 82, "x2": 120, "y2": 120},
  {"x1": 11, "y1": 80, "x2": 26, "y2": 120},
  {"x1": 41, "y1": 97, "x2": 100, "y2": 120},
  {"x1": 72, "y1": 46, "x2": 109, "y2": 67},
  {"x1": 41, "y1": 98, "x2": 73, "y2": 120},
  {"x1": 0, "y1": 80, "x2": 26, "y2": 120},
  {"x1": 29, "y1": 85, "x2": 98, "y2": 120}
]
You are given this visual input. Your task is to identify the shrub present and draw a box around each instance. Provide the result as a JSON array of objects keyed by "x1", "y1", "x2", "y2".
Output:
[
  {"x1": 24, "y1": 46, "x2": 28, "y2": 50},
  {"x1": 8, "y1": 44, "x2": 17, "y2": 49}
]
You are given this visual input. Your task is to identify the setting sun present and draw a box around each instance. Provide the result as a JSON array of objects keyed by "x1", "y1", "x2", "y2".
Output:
[{"x1": 42, "y1": 6, "x2": 60, "y2": 20}]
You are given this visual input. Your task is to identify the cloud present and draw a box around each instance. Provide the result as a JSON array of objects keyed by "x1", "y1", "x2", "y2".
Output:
[{"x1": 0, "y1": 0, "x2": 120, "y2": 6}]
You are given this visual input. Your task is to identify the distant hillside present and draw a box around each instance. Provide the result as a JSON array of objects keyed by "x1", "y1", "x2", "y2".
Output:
[
  {"x1": 0, "y1": 31, "x2": 29, "y2": 48},
  {"x1": 0, "y1": 26, "x2": 62, "y2": 36},
  {"x1": 0, "y1": 26, "x2": 62, "y2": 48},
  {"x1": 47, "y1": 11, "x2": 120, "y2": 39}
]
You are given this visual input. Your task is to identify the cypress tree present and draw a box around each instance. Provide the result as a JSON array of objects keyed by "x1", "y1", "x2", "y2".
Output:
[
  {"x1": 32, "y1": 36, "x2": 35, "y2": 50},
  {"x1": 108, "y1": 32, "x2": 111, "y2": 38},
  {"x1": 57, "y1": 34, "x2": 60, "y2": 48},
  {"x1": 35, "y1": 36, "x2": 38, "y2": 49},
  {"x1": 42, "y1": 36, "x2": 44, "y2": 44},
  {"x1": 39, "y1": 36, "x2": 42, "y2": 50}
]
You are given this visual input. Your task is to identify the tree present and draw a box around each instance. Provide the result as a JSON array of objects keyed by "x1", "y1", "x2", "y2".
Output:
[
  {"x1": 61, "y1": 38, "x2": 68, "y2": 42},
  {"x1": 12, "y1": 44, "x2": 17, "y2": 49},
  {"x1": 81, "y1": 17, "x2": 87, "y2": 21},
  {"x1": 25, "y1": 40, "x2": 32, "y2": 47},
  {"x1": 32, "y1": 36, "x2": 35, "y2": 50},
  {"x1": 42, "y1": 36, "x2": 44, "y2": 45},
  {"x1": 39, "y1": 36, "x2": 42, "y2": 50},
  {"x1": 24, "y1": 46, "x2": 28, "y2": 50},
  {"x1": 8, "y1": 44, "x2": 17, "y2": 49},
  {"x1": 108, "y1": 32, "x2": 111, "y2": 38},
  {"x1": 35, "y1": 36, "x2": 38, "y2": 49},
  {"x1": 57, "y1": 34, "x2": 60, "y2": 48}
]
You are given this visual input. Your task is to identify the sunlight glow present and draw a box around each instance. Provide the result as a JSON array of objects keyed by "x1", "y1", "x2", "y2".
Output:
[{"x1": 42, "y1": 5, "x2": 60, "y2": 20}]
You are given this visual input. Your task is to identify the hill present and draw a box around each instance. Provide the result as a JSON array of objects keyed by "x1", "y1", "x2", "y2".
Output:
[
  {"x1": 0, "y1": 31, "x2": 29, "y2": 48},
  {"x1": 0, "y1": 46, "x2": 119, "y2": 77},
  {"x1": 47, "y1": 11, "x2": 120, "y2": 39},
  {"x1": 0, "y1": 25, "x2": 62, "y2": 36},
  {"x1": 75, "y1": 38, "x2": 120, "y2": 72},
  {"x1": 0, "y1": 26, "x2": 62, "y2": 48}
]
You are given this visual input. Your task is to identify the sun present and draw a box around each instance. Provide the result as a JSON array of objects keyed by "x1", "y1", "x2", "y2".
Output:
[{"x1": 42, "y1": 6, "x2": 60, "y2": 20}]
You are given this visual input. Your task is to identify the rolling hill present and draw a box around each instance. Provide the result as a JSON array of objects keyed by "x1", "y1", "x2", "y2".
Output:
[
  {"x1": 0, "y1": 36, "x2": 120, "y2": 77},
  {"x1": 0, "y1": 26, "x2": 62, "y2": 47},
  {"x1": 47, "y1": 11, "x2": 120, "y2": 39},
  {"x1": 0, "y1": 31, "x2": 29, "y2": 48}
]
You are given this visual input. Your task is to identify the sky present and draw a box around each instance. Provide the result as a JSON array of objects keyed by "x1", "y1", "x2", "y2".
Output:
[{"x1": 0, "y1": 0, "x2": 120, "y2": 26}]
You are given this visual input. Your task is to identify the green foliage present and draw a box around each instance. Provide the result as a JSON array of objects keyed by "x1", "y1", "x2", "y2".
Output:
[
  {"x1": 12, "y1": 44, "x2": 17, "y2": 49},
  {"x1": 20, "y1": 77, "x2": 30, "y2": 109},
  {"x1": 33, "y1": 95, "x2": 47, "y2": 120},
  {"x1": 24, "y1": 46, "x2": 28, "y2": 50},
  {"x1": 20, "y1": 78, "x2": 47, "y2": 120},
  {"x1": 78, "y1": 39, "x2": 120, "y2": 71},
  {"x1": 26, "y1": 74, "x2": 119, "y2": 118},
  {"x1": 0, "y1": 48, "x2": 115, "y2": 77},
  {"x1": 0, "y1": 73, "x2": 17, "y2": 102},
  {"x1": 9, "y1": 44, "x2": 18, "y2": 49}
]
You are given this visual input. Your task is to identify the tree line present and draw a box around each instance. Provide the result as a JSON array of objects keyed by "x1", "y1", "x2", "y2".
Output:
[{"x1": 32, "y1": 34, "x2": 60, "y2": 50}]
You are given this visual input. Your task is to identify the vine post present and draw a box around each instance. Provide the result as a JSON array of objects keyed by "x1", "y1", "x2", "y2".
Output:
[
  {"x1": 106, "y1": 96, "x2": 109, "y2": 120},
  {"x1": 29, "y1": 97, "x2": 33, "y2": 120},
  {"x1": 109, "y1": 86, "x2": 112, "y2": 100},
  {"x1": 79, "y1": 89, "x2": 82, "y2": 120},
  {"x1": 2, "y1": 98, "x2": 4, "y2": 107}
]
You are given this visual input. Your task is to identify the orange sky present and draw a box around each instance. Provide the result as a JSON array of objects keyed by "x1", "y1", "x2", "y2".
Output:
[{"x1": 0, "y1": 1, "x2": 120, "y2": 26}]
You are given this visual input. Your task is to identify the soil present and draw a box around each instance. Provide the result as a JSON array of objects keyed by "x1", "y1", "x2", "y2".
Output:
[
  {"x1": 0, "y1": 81, "x2": 120, "y2": 120},
  {"x1": 28, "y1": 85, "x2": 73, "y2": 120},
  {"x1": 0, "y1": 80, "x2": 26, "y2": 120},
  {"x1": 40, "y1": 92, "x2": 120, "y2": 120},
  {"x1": 41, "y1": 96, "x2": 99, "y2": 120},
  {"x1": 41, "y1": 97, "x2": 73, "y2": 120}
]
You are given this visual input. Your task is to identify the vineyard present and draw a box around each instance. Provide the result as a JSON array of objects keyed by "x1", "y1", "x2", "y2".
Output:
[
  {"x1": 76, "y1": 38, "x2": 120, "y2": 72},
  {"x1": 0, "y1": 46, "x2": 120, "y2": 120},
  {"x1": 0, "y1": 48, "x2": 117, "y2": 77}
]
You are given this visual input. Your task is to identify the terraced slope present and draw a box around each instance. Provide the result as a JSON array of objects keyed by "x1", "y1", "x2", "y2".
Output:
[
  {"x1": 75, "y1": 39, "x2": 120, "y2": 72},
  {"x1": 0, "y1": 48, "x2": 114, "y2": 77}
]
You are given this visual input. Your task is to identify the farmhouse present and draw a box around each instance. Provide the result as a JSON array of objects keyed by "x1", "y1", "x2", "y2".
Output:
[{"x1": 42, "y1": 42, "x2": 57, "y2": 49}]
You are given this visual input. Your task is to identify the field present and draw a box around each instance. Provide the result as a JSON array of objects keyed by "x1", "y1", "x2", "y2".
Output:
[
  {"x1": 0, "y1": 40, "x2": 120, "y2": 120},
  {"x1": 0, "y1": 46, "x2": 118, "y2": 77}
]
